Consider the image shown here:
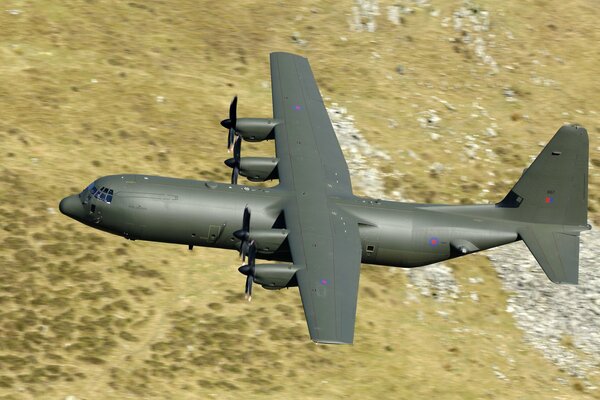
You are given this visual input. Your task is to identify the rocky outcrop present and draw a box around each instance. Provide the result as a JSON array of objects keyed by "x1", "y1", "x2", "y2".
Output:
[{"x1": 488, "y1": 230, "x2": 599, "y2": 379}]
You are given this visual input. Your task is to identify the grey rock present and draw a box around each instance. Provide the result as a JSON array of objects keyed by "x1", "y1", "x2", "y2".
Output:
[
  {"x1": 351, "y1": 0, "x2": 380, "y2": 33},
  {"x1": 405, "y1": 264, "x2": 461, "y2": 302},
  {"x1": 488, "y1": 229, "x2": 600, "y2": 378}
]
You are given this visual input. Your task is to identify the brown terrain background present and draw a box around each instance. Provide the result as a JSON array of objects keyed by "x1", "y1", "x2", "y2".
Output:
[{"x1": 0, "y1": 0, "x2": 598, "y2": 399}]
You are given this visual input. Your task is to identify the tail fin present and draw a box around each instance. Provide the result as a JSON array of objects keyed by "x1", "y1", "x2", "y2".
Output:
[{"x1": 497, "y1": 125, "x2": 590, "y2": 284}]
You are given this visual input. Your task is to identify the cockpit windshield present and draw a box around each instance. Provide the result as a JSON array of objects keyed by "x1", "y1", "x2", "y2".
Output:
[{"x1": 90, "y1": 184, "x2": 114, "y2": 204}]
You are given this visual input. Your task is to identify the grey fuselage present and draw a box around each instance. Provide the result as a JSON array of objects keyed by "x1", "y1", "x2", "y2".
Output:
[{"x1": 61, "y1": 174, "x2": 518, "y2": 268}]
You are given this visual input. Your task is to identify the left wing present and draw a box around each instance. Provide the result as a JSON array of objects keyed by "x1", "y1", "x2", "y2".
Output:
[{"x1": 269, "y1": 52, "x2": 362, "y2": 344}]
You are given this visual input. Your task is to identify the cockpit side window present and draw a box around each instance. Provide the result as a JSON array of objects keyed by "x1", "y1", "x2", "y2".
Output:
[{"x1": 80, "y1": 182, "x2": 95, "y2": 204}]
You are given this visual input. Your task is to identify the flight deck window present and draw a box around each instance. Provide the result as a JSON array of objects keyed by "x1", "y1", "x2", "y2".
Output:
[{"x1": 90, "y1": 185, "x2": 114, "y2": 204}]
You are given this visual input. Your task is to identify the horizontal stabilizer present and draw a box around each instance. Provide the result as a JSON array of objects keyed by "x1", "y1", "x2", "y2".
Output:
[{"x1": 518, "y1": 226, "x2": 579, "y2": 284}]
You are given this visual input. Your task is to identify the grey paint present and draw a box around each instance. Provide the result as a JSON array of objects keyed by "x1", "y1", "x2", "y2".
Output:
[{"x1": 60, "y1": 53, "x2": 590, "y2": 345}]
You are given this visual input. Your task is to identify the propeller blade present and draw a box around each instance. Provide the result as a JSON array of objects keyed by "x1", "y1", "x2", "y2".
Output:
[
  {"x1": 231, "y1": 166, "x2": 239, "y2": 185},
  {"x1": 232, "y1": 140, "x2": 241, "y2": 181},
  {"x1": 242, "y1": 206, "x2": 251, "y2": 233},
  {"x1": 240, "y1": 240, "x2": 249, "y2": 261},
  {"x1": 248, "y1": 241, "x2": 256, "y2": 267},
  {"x1": 222, "y1": 96, "x2": 238, "y2": 150},
  {"x1": 233, "y1": 135, "x2": 241, "y2": 159},
  {"x1": 227, "y1": 127, "x2": 235, "y2": 151},
  {"x1": 245, "y1": 275, "x2": 253, "y2": 301},
  {"x1": 229, "y1": 96, "x2": 238, "y2": 130},
  {"x1": 226, "y1": 137, "x2": 242, "y2": 182},
  {"x1": 238, "y1": 243, "x2": 256, "y2": 301},
  {"x1": 235, "y1": 204, "x2": 255, "y2": 300}
]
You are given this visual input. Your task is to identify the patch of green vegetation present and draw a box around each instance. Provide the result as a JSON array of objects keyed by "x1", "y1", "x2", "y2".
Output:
[{"x1": 77, "y1": 355, "x2": 106, "y2": 365}]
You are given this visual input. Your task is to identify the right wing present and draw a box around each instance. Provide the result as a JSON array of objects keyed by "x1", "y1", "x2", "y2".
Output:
[{"x1": 270, "y1": 52, "x2": 353, "y2": 195}]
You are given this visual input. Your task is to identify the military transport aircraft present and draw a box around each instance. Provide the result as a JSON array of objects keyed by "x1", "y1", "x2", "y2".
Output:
[{"x1": 60, "y1": 52, "x2": 590, "y2": 344}]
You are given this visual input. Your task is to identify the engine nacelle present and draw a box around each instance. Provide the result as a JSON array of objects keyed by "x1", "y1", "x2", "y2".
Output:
[
  {"x1": 253, "y1": 263, "x2": 300, "y2": 289},
  {"x1": 251, "y1": 228, "x2": 288, "y2": 254},
  {"x1": 238, "y1": 157, "x2": 279, "y2": 182},
  {"x1": 236, "y1": 118, "x2": 279, "y2": 142}
]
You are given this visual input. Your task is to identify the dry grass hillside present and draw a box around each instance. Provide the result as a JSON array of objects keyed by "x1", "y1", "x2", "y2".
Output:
[{"x1": 0, "y1": 0, "x2": 598, "y2": 399}]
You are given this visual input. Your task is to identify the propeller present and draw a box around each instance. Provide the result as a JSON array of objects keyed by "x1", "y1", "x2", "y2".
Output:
[
  {"x1": 238, "y1": 243, "x2": 256, "y2": 301},
  {"x1": 233, "y1": 206, "x2": 257, "y2": 300},
  {"x1": 221, "y1": 96, "x2": 238, "y2": 152},
  {"x1": 233, "y1": 206, "x2": 251, "y2": 260},
  {"x1": 224, "y1": 136, "x2": 241, "y2": 185}
]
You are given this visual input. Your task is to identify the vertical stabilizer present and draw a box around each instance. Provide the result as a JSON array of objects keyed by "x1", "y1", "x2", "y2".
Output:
[
  {"x1": 497, "y1": 125, "x2": 590, "y2": 284},
  {"x1": 497, "y1": 124, "x2": 588, "y2": 226}
]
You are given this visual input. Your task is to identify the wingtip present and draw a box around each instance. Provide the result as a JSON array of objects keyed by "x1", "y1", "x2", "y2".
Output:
[
  {"x1": 312, "y1": 340, "x2": 353, "y2": 345},
  {"x1": 270, "y1": 51, "x2": 305, "y2": 61}
]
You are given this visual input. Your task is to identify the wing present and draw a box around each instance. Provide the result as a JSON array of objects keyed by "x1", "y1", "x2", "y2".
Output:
[
  {"x1": 285, "y1": 204, "x2": 362, "y2": 344},
  {"x1": 270, "y1": 52, "x2": 353, "y2": 195},
  {"x1": 270, "y1": 52, "x2": 361, "y2": 344}
]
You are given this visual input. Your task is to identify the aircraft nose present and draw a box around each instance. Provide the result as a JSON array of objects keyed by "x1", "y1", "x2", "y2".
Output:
[{"x1": 59, "y1": 195, "x2": 86, "y2": 221}]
